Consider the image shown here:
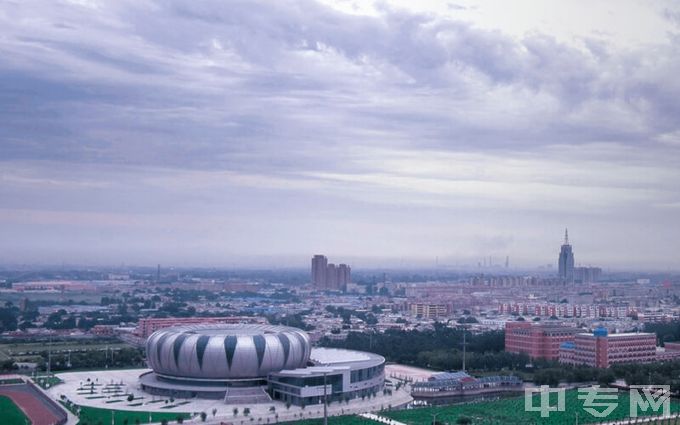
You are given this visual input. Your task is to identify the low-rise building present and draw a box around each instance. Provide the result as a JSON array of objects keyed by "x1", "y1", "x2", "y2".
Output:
[{"x1": 409, "y1": 302, "x2": 451, "y2": 319}]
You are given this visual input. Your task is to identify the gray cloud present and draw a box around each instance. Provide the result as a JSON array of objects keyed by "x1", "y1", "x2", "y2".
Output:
[{"x1": 0, "y1": 0, "x2": 679, "y2": 268}]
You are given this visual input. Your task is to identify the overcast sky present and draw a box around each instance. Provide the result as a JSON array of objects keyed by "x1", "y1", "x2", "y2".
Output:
[{"x1": 1, "y1": 0, "x2": 679, "y2": 270}]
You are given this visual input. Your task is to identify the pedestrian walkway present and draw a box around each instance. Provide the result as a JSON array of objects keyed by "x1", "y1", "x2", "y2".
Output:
[
  {"x1": 601, "y1": 413, "x2": 680, "y2": 424},
  {"x1": 359, "y1": 412, "x2": 408, "y2": 425}
]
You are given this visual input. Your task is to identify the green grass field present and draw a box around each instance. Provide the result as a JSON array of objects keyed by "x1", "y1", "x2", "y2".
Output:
[
  {"x1": 384, "y1": 390, "x2": 680, "y2": 425},
  {"x1": 293, "y1": 417, "x2": 378, "y2": 425},
  {"x1": 76, "y1": 405, "x2": 191, "y2": 425},
  {"x1": 0, "y1": 395, "x2": 31, "y2": 425},
  {"x1": 0, "y1": 341, "x2": 129, "y2": 357},
  {"x1": 33, "y1": 373, "x2": 63, "y2": 389}
]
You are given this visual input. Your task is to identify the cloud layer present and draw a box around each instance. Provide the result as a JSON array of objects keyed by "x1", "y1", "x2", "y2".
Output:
[{"x1": 1, "y1": 0, "x2": 679, "y2": 269}]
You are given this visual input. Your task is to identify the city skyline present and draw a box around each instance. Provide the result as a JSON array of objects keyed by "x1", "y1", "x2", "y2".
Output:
[{"x1": 1, "y1": 1, "x2": 680, "y2": 270}]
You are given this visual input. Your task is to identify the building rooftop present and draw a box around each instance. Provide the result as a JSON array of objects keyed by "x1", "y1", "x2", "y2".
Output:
[
  {"x1": 310, "y1": 347, "x2": 384, "y2": 368},
  {"x1": 271, "y1": 348, "x2": 385, "y2": 377},
  {"x1": 577, "y1": 331, "x2": 654, "y2": 338}
]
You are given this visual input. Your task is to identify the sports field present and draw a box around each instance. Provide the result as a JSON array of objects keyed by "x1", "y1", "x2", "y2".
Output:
[
  {"x1": 384, "y1": 390, "x2": 680, "y2": 425},
  {"x1": 294, "y1": 417, "x2": 378, "y2": 425},
  {"x1": 0, "y1": 394, "x2": 31, "y2": 425},
  {"x1": 0, "y1": 341, "x2": 129, "y2": 360},
  {"x1": 76, "y1": 405, "x2": 191, "y2": 425}
]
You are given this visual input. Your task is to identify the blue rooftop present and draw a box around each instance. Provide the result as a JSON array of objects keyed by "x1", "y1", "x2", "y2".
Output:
[{"x1": 593, "y1": 327, "x2": 609, "y2": 337}]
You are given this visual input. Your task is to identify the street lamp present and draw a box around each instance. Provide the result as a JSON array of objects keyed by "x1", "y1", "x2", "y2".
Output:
[{"x1": 323, "y1": 372, "x2": 328, "y2": 425}]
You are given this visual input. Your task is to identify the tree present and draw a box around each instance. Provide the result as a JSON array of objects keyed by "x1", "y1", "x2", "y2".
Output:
[
  {"x1": 212, "y1": 408, "x2": 217, "y2": 417},
  {"x1": 127, "y1": 394, "x2": 134, "y2": 402},
  {"x1": 176, "y1": 416, "x2": 184, "y2": 424},
  {"x1": 244, "y1": 407, "x2": 251, "y2": 416},
  {"x1": 597, "y1": 370, "x2": 616, "y2": 386},
  {"x1": 233, "y1": 407, "x2": 239, "y2": 416},
  {"x1": 200, "y1": 412, "x2": 207, "y2": 422}
]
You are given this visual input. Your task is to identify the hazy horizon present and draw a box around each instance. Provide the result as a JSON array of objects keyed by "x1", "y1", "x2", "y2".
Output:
[{"x1": 2, "y1": 0, "x2": 680, "y2": 270}]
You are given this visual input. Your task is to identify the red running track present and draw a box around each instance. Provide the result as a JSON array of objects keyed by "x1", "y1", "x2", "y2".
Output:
[{"x1": 0, "y1": 383, "x2": 66, "y2": 425}]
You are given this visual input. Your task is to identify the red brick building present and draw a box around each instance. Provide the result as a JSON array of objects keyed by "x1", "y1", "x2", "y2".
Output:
[
  {"x1": 505, "y1": 321, "x2": 578, "y2": 360},
  {"x1": 560, "y1": 328, "x2": 657, "y2": 368}
]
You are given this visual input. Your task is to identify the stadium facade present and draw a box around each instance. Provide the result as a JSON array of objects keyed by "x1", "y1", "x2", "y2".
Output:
[{"x1": 139, "y1": 324, "x2": 384, "y2": 405}]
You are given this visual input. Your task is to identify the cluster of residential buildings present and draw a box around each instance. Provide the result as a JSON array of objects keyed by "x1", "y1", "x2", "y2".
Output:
[
  {"x1": 311, "y1": 254, "x2": 351, "y2": 291},
  {"x1": 498, "y1": 302, "x2": 632, "y2": 318}
]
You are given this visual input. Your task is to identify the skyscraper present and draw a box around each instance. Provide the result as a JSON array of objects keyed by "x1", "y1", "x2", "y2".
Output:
[
  {"x1": 311, "y1": 255, "x2": 328, "y2": 288},
  {"x1": 558, "y1": 229, "x2": 575, "y2": 282},
  {"x1": 326, "y1": 263, "x2": 338, "y2": 289},
  {"x1": 311, "y1": 255, "x2": 351, "y2": 291},
  {"x1": 337, "y1": 264, "x2": 351, "y2": 290}
]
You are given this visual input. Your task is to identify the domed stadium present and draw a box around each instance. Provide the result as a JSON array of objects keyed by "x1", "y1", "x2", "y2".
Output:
[
  {"x1": 139, "y1": 323, "x2": 385, "y2": 405},
  {"x1": 145, "y1": 324, "x2": 310, "y2": 379}
]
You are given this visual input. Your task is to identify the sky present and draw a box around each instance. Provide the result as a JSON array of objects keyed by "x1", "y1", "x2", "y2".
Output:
[{"x1": 1, "y1": 0, "x2": 680, "y2": 270}]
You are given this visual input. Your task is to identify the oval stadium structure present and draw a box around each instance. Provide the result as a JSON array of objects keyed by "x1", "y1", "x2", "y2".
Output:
[
  {"x1": 145, "y1": 324, "x2": 311, "y2": 379},
  {"x1": 139, "y1": 323, "x2": 385, "y2": 405}
]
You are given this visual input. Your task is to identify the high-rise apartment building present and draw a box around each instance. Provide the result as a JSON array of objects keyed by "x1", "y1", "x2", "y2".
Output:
[
  {"x1": 311, "y1": 254, "x2": 328, "y2": 288},
  {"x1": 310, "y1": 255, "x2": 351, "y2": 291},
  {"x1": 574, "y1": 266, "x2": 602, "y2": 283},
  {"x1": 326, "y1": 263, "x2": 338, "y2": 289},
  {"x1": 558, "y1": 229, "x2": 575, "y2": 282},
  {"x1": 337, "y1": 264, "x2": 351, "y2": 287}
]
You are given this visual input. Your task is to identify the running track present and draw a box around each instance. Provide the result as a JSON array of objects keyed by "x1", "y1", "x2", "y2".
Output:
[{"x1": 0, "y1": 380, "x2": 67, "y2": 425}]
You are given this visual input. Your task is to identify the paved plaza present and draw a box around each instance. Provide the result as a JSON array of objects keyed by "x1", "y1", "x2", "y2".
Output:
[
  {"x1": 385, "y1": 364, "x2": 435, "y2": 383},
  {"x1": 48, "y1": 368, "x2": 413, "y2": 424}
]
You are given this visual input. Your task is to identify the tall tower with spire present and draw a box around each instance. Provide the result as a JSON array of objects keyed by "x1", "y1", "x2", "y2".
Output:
[{"x1": 558, "y1": 228, "x2": 575, "y2": 282}]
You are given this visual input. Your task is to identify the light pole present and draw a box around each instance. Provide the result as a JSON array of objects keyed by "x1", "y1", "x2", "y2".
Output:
[
  {"x1": 462, "y1": 325, "x2": 467, "y2": 372},
  {"x1": 47, "y1": 334, "x2": 52, "y2": 376},
  {"x1": 323, "y1": 372, "x2": 328, "y2": 425}
]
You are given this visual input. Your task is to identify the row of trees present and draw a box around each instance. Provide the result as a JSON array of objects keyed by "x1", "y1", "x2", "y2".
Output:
[
  {"x1": 38, "y1": 347, "x2": 145, "y2": 371},
  {"x1": 320, "y1": 322, "x2": 504, "y2": 365},
  {"x1": 325, "y1": 305, "x2": 379, "y2": 326}
]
